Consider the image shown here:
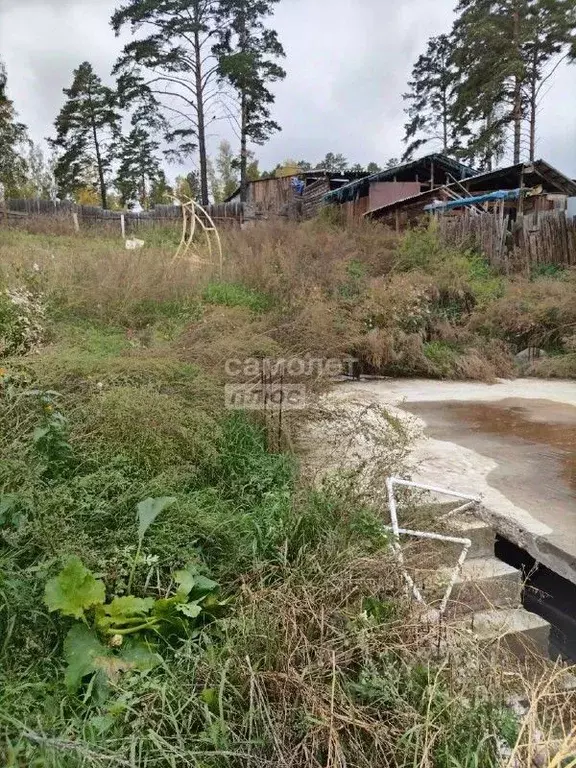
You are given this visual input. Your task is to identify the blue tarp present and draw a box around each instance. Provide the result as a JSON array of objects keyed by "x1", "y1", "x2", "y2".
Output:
[{"x1": 424, "y1": 188, "x2": 522, "y2": 212}]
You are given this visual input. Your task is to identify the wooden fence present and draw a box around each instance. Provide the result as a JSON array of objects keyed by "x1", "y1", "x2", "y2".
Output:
[
  {"x1": 438, "y1": 208, "x2": 576, "y2": 273},
  {"x1": 2, "y1": 198, "x2": 245, "y2": 230}
]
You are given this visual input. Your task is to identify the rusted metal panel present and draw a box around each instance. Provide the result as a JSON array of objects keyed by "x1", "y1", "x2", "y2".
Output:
[{"x1": 368, "y1": 182, "x2": 422, "y2": 211}]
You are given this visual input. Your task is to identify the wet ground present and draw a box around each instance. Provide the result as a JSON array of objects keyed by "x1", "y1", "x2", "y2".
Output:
[
  {"x1": 403, "y1": 398, "x2": 576, "y2": 526},
  {"x1": 336, "y1": 379, "x2": 576, "y2": 584}
]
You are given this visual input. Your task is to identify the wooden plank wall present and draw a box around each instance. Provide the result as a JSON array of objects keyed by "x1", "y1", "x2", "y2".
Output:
[
  {"x1": 342, "y1": 196, "x2": 369, "y2": 224},
  {"x1": 438, "y1": 208, "x2": 576, "y2": 273},
  {"x1": 301, "y1": 179, "x2": 330, "y2": 219},
  {"x1": 3, "y1": 198, "x2": 244, "y2": 228}
]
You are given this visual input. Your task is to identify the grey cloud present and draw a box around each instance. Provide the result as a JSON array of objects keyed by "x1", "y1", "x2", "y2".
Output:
[{"x1": 1, "y1": 0, "x2": 575, "y2": 176}]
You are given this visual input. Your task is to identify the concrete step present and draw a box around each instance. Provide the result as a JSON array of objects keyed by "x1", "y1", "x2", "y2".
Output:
[
  {"x1": 435, "y1": 556, "x2": 522, "y2": 617},
  {"x1": 459, "y1": 607, "x2": 550, "y2": 659},
  {"x1": 449, "y1": 515, "x2": 495, "y2": 559}
]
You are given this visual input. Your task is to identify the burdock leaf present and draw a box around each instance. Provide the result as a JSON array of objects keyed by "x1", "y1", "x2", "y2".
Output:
[
  {"x1": 63, "y1": 626, "x2": 160, "y2": 695},
  {"x1": 136, "y1": 497, "x2": 177, "y2": 544},
  {"x1": 104, "y1": 596, "x2": 154, "y2": 618},
  {"x1": 175, "y1": 601, "x2": 203, "y2": 619},
  {"x1": 174, "y1": 565, "x2": 218, "y2": 599},
  {"x1": 63, "y1": 624, "x2": 108, "y2": 692},
  {"x1": 44, "y1": 557, "x2": 106, "y2": 619}
]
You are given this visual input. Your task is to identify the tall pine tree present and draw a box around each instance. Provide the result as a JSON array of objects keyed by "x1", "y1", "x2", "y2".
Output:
[
  {"x1": 112, "y1": 0, "x2": 224, "y2": 206},
  {"x1": 51, "y1": 62, "x2": 120, "y2": 208},
  {"x1": 216, "y1": 0, "x2": 285, "y2": 201},
  {"x1": 0, "y1": 61, "x2": 28, "y2": 196},
  {"x1": 523, "y1": 0, "x2": 576, "y2": 159},
  {"x1": 402, "y1": 35, "x2": 457, "y2": 160},
  {"x1": 451, "y1": 0, "x2": 576, "y2": 166}
]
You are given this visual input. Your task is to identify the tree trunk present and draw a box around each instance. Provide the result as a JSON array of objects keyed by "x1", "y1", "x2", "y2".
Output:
[
  {"x1": 238, "y1": 3, "x2": 249, "y2": 203},
  {"x1": 441, "y1": 52, "x2": 449, "y2": 154},
  {"x1": 513, "y1": 75, "x2": 522, "y2": 165},
  {"x1": 240, "y1": 89, "x2": 248, "y2": 202},
  {"x1": 193, "y1": 26, "x2": 209, "y2": 206},
  {"x1": 91, "y1": 115, "x2": 107, "y2": 210},
  {"x1": 529, "y1": 49, "x2": 537, "y2": 161},
  {"x1": 442, "y1": 87, "x2": 448, "y2": 154},
  {"x1": 512, "y1": 7, "x2": 522, "y2": 164}
]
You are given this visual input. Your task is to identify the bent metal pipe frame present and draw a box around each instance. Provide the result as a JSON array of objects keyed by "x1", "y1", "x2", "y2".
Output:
[
  {"x1": 386, "y1": 477, "x2": 482, "y2": 617},
  {"x1": 172, "y1": 195, "x2": 223, "y2": 278}
]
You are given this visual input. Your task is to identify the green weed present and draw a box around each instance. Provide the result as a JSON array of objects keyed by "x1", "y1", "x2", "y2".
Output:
[
  {"x1": 202, "y1": 281, "x2": 272, "y2": 313},
  {"x1": 423, "y1": 340, "x2": 461, "y2": 377}
]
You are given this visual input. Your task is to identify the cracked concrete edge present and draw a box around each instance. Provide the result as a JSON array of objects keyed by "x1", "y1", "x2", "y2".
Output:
[{"x1": 476, "y1": 505, "x2": 576, "y2": 587}]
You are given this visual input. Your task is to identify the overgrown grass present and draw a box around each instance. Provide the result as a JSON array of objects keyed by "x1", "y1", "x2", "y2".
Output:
[{"x1": 1, "y1": 222, "x2": 575, "y2": 767}]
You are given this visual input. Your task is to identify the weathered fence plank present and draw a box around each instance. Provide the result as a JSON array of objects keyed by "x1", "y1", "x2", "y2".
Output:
[
  {"x1": 438, "y1": 208, "x2": 576, "y2": 273},
  {"x1": 3, "y1": 198, "x2": 245, "y2": 228}
]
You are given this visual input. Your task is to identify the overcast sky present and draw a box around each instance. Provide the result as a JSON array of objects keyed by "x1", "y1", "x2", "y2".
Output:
[{"x1": 1, "y1": 0, "x2": 576, "y2": 178}]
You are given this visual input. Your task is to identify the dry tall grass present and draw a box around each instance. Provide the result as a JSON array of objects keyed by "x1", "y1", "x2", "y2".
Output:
[{"x1": 2, "y1": 220, "x2": 574, "y2": 380}]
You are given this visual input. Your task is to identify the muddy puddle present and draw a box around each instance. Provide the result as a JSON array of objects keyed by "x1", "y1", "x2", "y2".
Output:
[{"x1": 402, "y1": 398, "x2": 576, "y2": 519}]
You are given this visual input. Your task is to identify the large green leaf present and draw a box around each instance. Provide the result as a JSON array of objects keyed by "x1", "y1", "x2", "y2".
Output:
[
  {"x1": 64, "y1": 625, "x2": 160, "y2": 695},
  {"x1": 96, "y1": 596, "x2": 156, "y2": 632},
  {"x1": 176, "y1": 601, "x2": 203, "y2": 619},
  {"x1": 136, "y1": 497, "x2": 177, "y2": 544},
  {"x1": 64, "y1": 624, "x2": 108, "y2": 692},
  {"x1": 104, "y1": 596, "x2": 155, "y2": 618},
  {"x1": 44, "y1": 558, "x2": 106, "y2": 619},
  {"x1": 174, "y1": 565, "x2": 218, "y2": 599}
]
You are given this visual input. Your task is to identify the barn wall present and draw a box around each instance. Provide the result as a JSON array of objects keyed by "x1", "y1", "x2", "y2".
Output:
[
  {"x1": 248, "y1": 176, "x2": 297, "y2": 214},
  {"x1": 368, "y1": 182, "x2": 422, "y2": 211},
  {"x1": 342, "y1": 196, "x2": 369, "y2": 223}
]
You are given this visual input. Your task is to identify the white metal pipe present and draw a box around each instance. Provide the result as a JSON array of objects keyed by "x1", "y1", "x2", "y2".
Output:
[
  {"x1": 384, "y1": 476, "x2": 482, "y2": 618},
  {"x1": 440, "y1": 539, "x2": 471, "y2": 614},
  {"x1": 440, "y1": 500, "x2": 478, "y2": 521},
  {"x1": 386, "y1": 476, "x2": 400, "y2": 536},
  {"x1": 389, "y1": 527, "x2": 473, "y2": 548},
  {"x1": 388, "y1": 477, "x2": 481, "y2": 503}
]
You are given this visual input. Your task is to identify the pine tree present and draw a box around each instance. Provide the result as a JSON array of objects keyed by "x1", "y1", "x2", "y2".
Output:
[
  {"x1": 451, "y1": 0, "x2": 575, "y2": 166},
  {"x1": 149, "y1": 172, "x2": 172, "y2": 207},
  {"x1": 402, "y1": 35, "x2": 457, "y2": 160},
  {"x1": 216, "y1": 0, "x2": 285, "y2": 201},
  {"x1": 116, "y1": 125, "x2": 165, "y2": 209},
  {"x1": 51, "y1": 62, "x2": 120, "y2": 208},
  {"x1": 112, "y1": 0, "x2": 224, "y2": 206},
  {"x1": 523, "y1": 0, "x2": 576, "y2": 159},
  {"x1": 0, "y1": 61, "x2": 29, "y2": 195}
]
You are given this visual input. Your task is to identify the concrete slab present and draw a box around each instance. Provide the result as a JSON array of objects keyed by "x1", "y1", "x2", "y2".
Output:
[
  {"x1": 463, "y1": 607, "x2": 550, "y2": 658},
  {"x1": 440, "y1": 556, "x2": 522, "y2": 616},
  {"x1": 450, "y1": 516, "x2": 495, "y2": 559},
  {"x1": 334, "y1": 378, "x2": 576, "y2": 585}
]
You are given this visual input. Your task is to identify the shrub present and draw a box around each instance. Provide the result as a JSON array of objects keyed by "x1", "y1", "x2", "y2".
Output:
[{"x1": 423, "y1": 340, "x2": 461, "y2": 376}]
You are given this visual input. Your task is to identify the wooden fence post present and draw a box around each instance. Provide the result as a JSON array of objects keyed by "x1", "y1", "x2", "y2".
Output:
[
  {"x1": 72, "y1": 212, "x2": 80, "y2": 233},
  {"x1": 120, "y1": 214, "x2": 126, "y2": 239}
]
